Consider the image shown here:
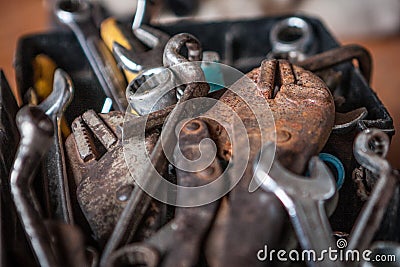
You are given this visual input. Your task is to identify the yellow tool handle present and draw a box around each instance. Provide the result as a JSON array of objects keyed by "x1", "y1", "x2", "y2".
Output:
[{"x1": 100, "y1": 18, "x2": 138, "y2": 83}]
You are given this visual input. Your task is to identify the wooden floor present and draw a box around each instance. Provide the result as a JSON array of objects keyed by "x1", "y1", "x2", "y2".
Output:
[{"x1": 0, "y1": 0, "x2": 399, "y2": 167}]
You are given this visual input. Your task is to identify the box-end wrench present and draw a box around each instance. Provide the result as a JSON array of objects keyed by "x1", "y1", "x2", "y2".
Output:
[
  {"x1": 347, "y1": 129, "x2": 400, "y2": 253},
  {"x1": 54, "y1": 0, "x2": 128, "y2": 111},
  {"x1": 254, "y1": 142, "x2": 340, "y2": 267},
  {"x1": 38, "y1": 69, "x2": 74, "y2": 224},
  {"x1": 10, "y1": 106, "x2": 58, "y2": 267}
]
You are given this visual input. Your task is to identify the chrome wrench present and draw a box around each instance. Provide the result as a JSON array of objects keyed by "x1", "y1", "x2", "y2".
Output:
[
  {"x1": 10, "y1": 106, "x2": 58, "y2": 267},
  {"x1": 54, "y1": 0, "x2": 128, "y2": 111},
  {"x1": 254, "y1": 142, "x2": 341, "y2": 267}
]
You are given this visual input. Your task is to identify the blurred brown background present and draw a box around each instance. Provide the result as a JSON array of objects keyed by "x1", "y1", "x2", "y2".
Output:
[{"x1": 0, "y1": 0, "x2": 399, "y2": 167}]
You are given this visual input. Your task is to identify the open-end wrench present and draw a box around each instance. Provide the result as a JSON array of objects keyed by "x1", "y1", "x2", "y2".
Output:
[
  {"x1": 54, "y1": 0, "x2": 128, "y2": 111},
  {"x1": 347, "y1": 129, "x2": 400, "y2": 253},
  {"x1": 10, "y1": 106, "x2": 58, "y2": 267},
  {"x1": 38, "y1": 69, "x2": 74, "y2": 224},
  {"x1": 112, "y1": 25, "x2": 170, "y2": 79},
  {"x1": 107, "y1": 0, "x2": 170, "y2": 81},
  {"x1": 100, "y1": 33, "x2": 209, "y2": 266},
  {"x1": 255, "y1": 142, "x2": 340, "y2": 267}
]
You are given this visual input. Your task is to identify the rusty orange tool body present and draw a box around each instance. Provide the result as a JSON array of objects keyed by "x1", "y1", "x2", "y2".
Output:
[
  {"x1": 65, "y1": 110, "x2": 163, "y2": 244},
  {"x1": 204, "y1": 59, "x2": 335, "y2": 266}
]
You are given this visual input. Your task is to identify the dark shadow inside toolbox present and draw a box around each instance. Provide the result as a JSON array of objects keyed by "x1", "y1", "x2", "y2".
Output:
[{"x1": 14, "y1": 15, "x2": 395, "y2": 238}]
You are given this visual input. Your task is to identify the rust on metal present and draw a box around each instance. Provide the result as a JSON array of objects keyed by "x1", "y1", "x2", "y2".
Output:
[
  {"x1": 204, "y1": 59, "x2": 335, "y2": 266},
  {"x1": 82, "y1": 110, "x2": 118, "y2": 149},
  {"x1": 65, "y1": 110, "x2": 162, "y2": 243},
  {"x1": 298, "y1": 44, "x2": 372, "y2": 83}
]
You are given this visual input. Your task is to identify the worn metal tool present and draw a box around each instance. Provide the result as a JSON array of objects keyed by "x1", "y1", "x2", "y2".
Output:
[
  {"x1": 204, "y1": 59, "x2": 335, "y2": 266},
  {"x1": 126, "y1": 66, "x2": 177, "y2": 115},
  {"x1": 66, "y1": 109, "x2": 163, "y2": 243},
  {"x1": 298, "y1": 44, "x2": 372, "y2": 84},
  {"x1": 54, "y1": 0, "x2": 128, "y2": 111},
  {"x1": 112, "y1": 25, "x2": 170, "y2": 81},
  {"x1": 106, "y1": 119, "x2": 223, "y2": 267},
  {"x1": 100, "y1": 33, "x2": 209, "y2": 266},
  {"x1": 268, "y1": 16, "x2": 316, "y2": 62},
  {"x1": 347, "y1": 129, "x2": 400, "y2": 253},
  {"x1": 10, "y1": 106, "x2": 58, "y2": 267},
  {"x1": 254, "y1": 142, "x2": 339, "y2": 267},
  {"x1": 38, "y1": 69, "x2": 74, "y2": 224},
  {"x1": 10, "y1": 69, "x2": 82, "y2": 267},
  {"x1": 101, "y1": 0, "x2": 169, "y2": 83}
]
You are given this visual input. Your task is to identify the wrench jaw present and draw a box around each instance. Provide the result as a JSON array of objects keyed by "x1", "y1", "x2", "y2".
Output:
[
  {"x1": 255, "y1": 143, "x2": 340, "y2": 267},
  {"x1": 112, "y1": 25, "x2": 170, "y2": 75},
  {"x1": 38, "y1": 69, "x2": 74, "y2": 118},
  {"x1": 346, "y1": 129, "x2": 399, "y2": 253},
  {"x1": 255, "y1": 142, "x2": 336, "y2": 202}
]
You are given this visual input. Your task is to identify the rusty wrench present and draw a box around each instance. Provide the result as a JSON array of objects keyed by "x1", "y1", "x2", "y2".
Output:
[{"x1": 254, "y1": 142, "x2": 340, "y2": 267}]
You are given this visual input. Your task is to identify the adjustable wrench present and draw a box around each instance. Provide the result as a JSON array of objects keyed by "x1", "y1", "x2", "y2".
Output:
[
  {"x1": 54, "y1": 0, "x2": 128, "y2": 111},
  {"x1": 66, "y1": 110, "x2": 162, "y2": 243},
  {"x1": 254, "y1": 142, "x2": 339, "y2": 267},
  {"x1": 100, "y1": 0, "x2": 169, "y2": 82}
]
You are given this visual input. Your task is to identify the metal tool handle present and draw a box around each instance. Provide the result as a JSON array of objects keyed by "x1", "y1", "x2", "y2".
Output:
[
  {"x1": 55, "y1": 0, "x2": 128, "y2": 111},
  {"x1": 10, "y1": 106, "x2": 59, "y2": 267},
  {"x1": 292, "y1": 199, "x2": 339, "y2": 267}
]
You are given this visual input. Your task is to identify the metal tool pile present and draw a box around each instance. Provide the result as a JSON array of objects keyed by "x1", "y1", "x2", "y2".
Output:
[{"x1": 0, "y1": 0, "x2": 398, "y2": 266}]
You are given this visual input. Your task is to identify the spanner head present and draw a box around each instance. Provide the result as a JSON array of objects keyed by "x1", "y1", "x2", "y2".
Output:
[
  {"x1": 38, "y1": 69, "x2": 74, "y2": 119},
  {"x1": 112, "y1": 25, "x2": 170, "y2": 74},
  {"x1": 255, "y1": 142, "x2": 336, "y2": 201}
]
